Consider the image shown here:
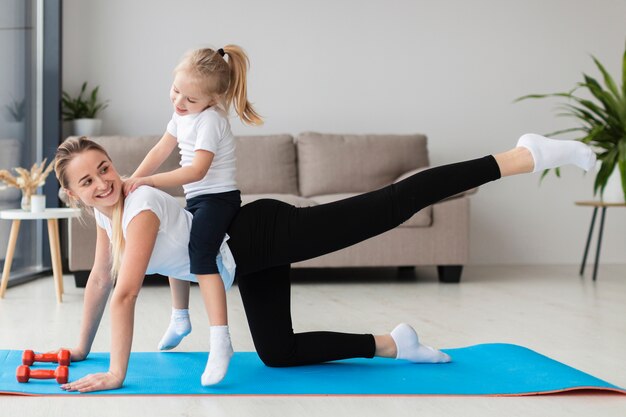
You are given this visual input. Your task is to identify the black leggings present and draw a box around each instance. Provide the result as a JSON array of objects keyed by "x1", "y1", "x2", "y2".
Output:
[{"x1": 226, "y1": 156, "x2": 501, "y2": 367}]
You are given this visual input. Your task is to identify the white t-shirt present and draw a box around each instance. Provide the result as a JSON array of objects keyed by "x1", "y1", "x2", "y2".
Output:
[
  {"x1": 166, "y1": 107, "x2": 237, "y2": 199},
  {"x1": 93, "y1": 186, "x2": 236, "y2": 289}
]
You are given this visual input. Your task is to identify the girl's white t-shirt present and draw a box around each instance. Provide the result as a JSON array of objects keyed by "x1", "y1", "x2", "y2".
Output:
[
  {"x1": 166, "y1": 107, "x2": 237, "y2": 199},
  {"x1": 93, "y1": 186, "x2": 236, "y2": 289}
]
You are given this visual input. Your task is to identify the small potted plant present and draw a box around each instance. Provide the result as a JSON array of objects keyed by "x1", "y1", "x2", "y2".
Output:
[
  {"x1": 516, "y1": 44, "x2": 626, "y2": 203},
  {"x1": 62, "y1": 82, "x2": 109, "y2": 136}
]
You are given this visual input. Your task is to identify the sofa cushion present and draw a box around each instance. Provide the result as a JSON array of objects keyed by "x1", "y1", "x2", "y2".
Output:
[
  {"x1": 309, "y1": 193, "x2": 432, "y2": 227},
  {"x1": 234, "y1": 135, "x2": 298, "y2": 195},
  {"x1": 297, "y1": 132, "x2": 429, "y2": 197},
  {"x1": 242, "y1": 193, "x2": 317, "y2": 208}
]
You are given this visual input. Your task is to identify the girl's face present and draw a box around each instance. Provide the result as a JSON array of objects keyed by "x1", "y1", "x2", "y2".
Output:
[
  {"x1": 170, "y1": 71, "x2": 214, "y2": 116},
  {"x1": 64, "y1": 150, "x2": 123, "y2": 213}
]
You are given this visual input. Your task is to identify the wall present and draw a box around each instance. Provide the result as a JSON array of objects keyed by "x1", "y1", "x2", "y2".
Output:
[{"x1": 62, "y1": 0, "x2": 626, "y2": 264}]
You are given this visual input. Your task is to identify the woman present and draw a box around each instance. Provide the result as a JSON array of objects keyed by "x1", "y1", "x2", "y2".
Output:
[{"x1": 53, "y1": 134, "x2": 595, "y2": 392}]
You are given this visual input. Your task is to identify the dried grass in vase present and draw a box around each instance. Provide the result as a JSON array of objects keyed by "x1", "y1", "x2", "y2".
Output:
[{"x1": 0, "y1": 159, "x2": 55, "y2": 209}]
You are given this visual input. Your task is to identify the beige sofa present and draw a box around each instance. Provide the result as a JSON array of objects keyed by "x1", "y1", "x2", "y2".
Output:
[{"x1": 65, "y1": 132, "x2": 475, "y2": 286}]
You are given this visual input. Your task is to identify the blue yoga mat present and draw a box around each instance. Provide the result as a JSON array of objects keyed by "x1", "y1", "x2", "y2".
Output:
[{"x1": 1, "y1": 344, "x2": 624, "y2": 396}]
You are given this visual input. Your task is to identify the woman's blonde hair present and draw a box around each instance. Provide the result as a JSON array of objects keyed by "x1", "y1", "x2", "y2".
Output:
[
  {"x1": 175, "y1": 44, "x2": 263, "y2": 126},
  {"x1": 55, "y1": 136, "x2": 125, "y2": 280}
]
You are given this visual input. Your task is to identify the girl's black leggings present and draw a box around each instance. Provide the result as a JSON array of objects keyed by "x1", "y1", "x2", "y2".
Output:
[{"x1": 226, "y1": 156, "x2": 501, "y2": 367}]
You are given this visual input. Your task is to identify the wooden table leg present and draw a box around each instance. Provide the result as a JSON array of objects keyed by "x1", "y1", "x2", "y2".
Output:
[
  {"x1": 47, "y1": 219, "x2": 63, "y2": 303},
  {"x1": 579, "y1": 207, "x2": 598, "y2": 276},
  {"x1": 592, "y1": 207, "x2": 607, "y2": 282},
  {"x1": 52, "y1": 219, "x2": 64, "y2": 294},
  {"x1": 0, "y1": 220, "x2": 21, "y2": 298}
]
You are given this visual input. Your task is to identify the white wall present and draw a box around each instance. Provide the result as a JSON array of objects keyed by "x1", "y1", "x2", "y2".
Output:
[{"x1": 62, "y1": 0, "x2": 626, "y2": 265}]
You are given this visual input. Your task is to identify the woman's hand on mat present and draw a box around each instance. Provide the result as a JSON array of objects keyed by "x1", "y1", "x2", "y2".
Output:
[
  {"x1": 123, "y1": 177, "x2": 154, "y2": 196},
  {"x1": 61, "y1": 371, "x2": 123, "y2": 393}
]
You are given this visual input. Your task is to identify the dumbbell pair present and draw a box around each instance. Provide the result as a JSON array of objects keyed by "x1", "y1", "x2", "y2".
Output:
[
  {"x1": 16, "y1": 349, "x2": 71, "y2": 384},
  {"x1": 16, "y1": 365, "x2": 68, "y2": 384}
]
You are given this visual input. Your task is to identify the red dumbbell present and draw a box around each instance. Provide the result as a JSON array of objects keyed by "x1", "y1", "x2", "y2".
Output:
[
  {"x1": 22, "y1": 349, "x2": 71, "y2": 366},
  {"x1": 16, "y1": 365, "x2": 69, "y2": 383}
]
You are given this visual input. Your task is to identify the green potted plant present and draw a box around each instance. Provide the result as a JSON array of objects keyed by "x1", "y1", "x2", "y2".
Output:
[
  {"x1": 62, "y1": 82, "x2": 109, "y2": 136},
  {"x1": 516, "y1": 44, "x2": 626, "y2": 203}
]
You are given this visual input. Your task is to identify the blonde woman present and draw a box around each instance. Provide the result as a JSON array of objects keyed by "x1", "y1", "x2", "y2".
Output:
[{"x1": 54, "y1": 134, "x2": 595, "y2": 392}]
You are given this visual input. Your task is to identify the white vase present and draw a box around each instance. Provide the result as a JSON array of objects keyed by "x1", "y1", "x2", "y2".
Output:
[
  {"x1": 20, "y1": 190, "x2": 32, "y2": 211},
  {"x1": 73, "y1": 118, "x2": 102, "y2": 137},
  {"x1": 601, "y1": 165, "x2": 625, "y2": 203}
]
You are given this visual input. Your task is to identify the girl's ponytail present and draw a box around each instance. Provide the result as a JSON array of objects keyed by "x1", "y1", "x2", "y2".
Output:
[{"x1": 221, "y1": 45, "x2": 263, "y2": 126}]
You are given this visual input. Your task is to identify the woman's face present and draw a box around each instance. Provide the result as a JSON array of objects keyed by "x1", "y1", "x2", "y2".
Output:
[{"x1": 64, "y1": 149, "x2": 123, "y2": 211}]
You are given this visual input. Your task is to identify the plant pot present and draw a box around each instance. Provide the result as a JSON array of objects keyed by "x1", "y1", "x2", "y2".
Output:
[
  {"x1": 601, "y1": 165, "x2": 625, "y2": 203},
  {"x1": 73, "y1": 118, "x2": 102, "y2": 137}
]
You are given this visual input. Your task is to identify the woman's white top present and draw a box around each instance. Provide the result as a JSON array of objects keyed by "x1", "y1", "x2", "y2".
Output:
[
  {"x1": 166, "y1": 107, "x2": 237, "y2": 199},
  {"x1": 93, "y1": 186, "x2": 236, "y2": 289}
]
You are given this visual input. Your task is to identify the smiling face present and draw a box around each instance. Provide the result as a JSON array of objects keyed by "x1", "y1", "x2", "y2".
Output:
[
  {"x1": 170, "y1": 70, "x2": 214, "y2": 116},
  {"x1": 63, "y1": 149, "x2": 123, "y2": 215}
]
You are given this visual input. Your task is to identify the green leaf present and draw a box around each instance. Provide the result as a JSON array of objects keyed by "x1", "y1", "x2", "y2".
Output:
[
  {"x1": 591, "y1": 55, "x2": 620, "y2": 101},
  {"x1": 594, "y1": 147, "x2": 618, "y2": 195},
  {"x1": 582, "y1": 75, "x2": 622, "y2": 123},
  {"x1": 619, "y1": 141, "x2": 626, "y2": 200},
  {"x1": 622, "y1": 41, "x2": 626, "y2": 98},
  {"x1": 619, "y1": 160, "x2": 626, "y2": 201}
]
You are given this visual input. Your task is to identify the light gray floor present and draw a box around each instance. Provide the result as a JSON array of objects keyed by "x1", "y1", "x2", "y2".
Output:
[{"x1": 1, "y1": 265, "x2": 625, "y2": 416}]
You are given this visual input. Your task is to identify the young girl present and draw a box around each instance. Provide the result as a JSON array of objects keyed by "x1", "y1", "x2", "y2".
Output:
[{"x1": 123, "y1": 45, "x2": 262, "y2": 385}]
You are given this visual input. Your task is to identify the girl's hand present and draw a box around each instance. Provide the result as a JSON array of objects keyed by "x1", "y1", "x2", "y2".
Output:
[
  {"x1": 60, "y1": 371, "x2": 123, "y2": 393},
  {"x1": 123, "y1": 177, "x2": 153, "y2": 196}
]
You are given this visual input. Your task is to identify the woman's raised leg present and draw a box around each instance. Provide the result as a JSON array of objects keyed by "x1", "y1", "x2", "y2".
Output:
[
  {"x1": 230, "y1": 136, "x2": 595, "y2": 274},
  {"x1": 230, "y1": 154, "x2": 502, "y2": 274}
]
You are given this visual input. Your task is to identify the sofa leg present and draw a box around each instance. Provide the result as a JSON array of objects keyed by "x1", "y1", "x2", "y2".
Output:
[
  {"x1": 397, "y1": 266, "x2": 416, "y2": 280},
  {"x1": 74, "y1": 270, "x2": 90, "y2": 288},
  {"x1": 437, "y1": 265, "x2": 463, "y2": 283}
]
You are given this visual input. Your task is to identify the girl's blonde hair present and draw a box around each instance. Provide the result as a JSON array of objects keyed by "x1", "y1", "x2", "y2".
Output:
[
  {"x1": 175, "y1": 44, "x2": 263, "y2": 126},
  {"x1": 55, "y1": 136, "x2": 125, "y2": 280}
]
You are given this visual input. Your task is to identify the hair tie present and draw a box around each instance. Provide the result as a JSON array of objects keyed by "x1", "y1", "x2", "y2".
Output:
[{"x1": 217, "y1": 48, "x2": 225, "y2": 57}]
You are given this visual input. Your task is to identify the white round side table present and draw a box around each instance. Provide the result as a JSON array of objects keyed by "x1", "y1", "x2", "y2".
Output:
[{"x1": 0, "y1": 208, "x2": 81, "y2": 303}]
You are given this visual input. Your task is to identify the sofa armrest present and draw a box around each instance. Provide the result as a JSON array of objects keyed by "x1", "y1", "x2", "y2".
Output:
[{"x1": 393, "y1": 167, "x2": 479, "y2": 200}]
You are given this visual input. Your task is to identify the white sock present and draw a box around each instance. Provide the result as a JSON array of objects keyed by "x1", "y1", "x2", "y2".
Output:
[
  {"x1": 517, "y1": 133, "x2": 596, "y2": 173},
  {"x1": 201, "y1": 325, "x2": 234, "y2": 386},
  {"x1": 158, "y1": 308, "x2": 192, "y2": 351},
  {"x1": 390, "y1": 323, "x2": 451, "y2": 363}
]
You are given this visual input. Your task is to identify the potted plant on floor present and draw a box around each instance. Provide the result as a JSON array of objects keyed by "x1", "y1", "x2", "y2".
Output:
[
  {"x1": 516, "y1": 44, "x2": 626, "y2": 203},
  {"x1": 62, "y1": 82, "x2": 109, "y2": 137}
]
